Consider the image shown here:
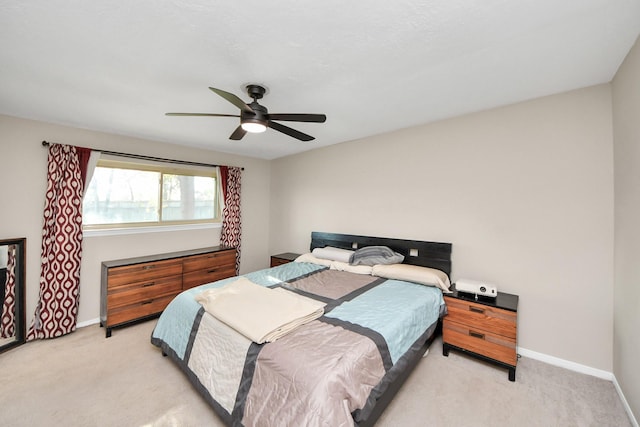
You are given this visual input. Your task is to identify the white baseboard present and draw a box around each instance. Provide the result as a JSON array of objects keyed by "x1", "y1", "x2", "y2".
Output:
[
  {"x1": 76, "y1": 317, "x2": 100, "y2": 328},
  {"x1": 519, "y1": 346, "x2": 638, "y2": 426},
  {"x1": 518, "y1": 346, "x2": 613, "y2": 380},
  {"x1": 612, "y1": 375, "x2": 640, "y2": 427}
]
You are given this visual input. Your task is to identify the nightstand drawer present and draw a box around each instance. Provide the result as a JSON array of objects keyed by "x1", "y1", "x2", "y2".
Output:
[
  {"x1": 443, "y1": 319, "x2": 517, "y2": 366},
  {"x1": 271, "y1": 257, "x2": 291, "y2": 267},
  {"x1": 445, "y1": 297, "x2": 516, "y2": 339},
  {"x1": 270, "y1": 252, "x2": 301, "y2": 267}
]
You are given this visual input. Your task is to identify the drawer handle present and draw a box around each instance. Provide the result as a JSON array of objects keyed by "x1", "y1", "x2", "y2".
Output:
[
  {"x1": 469, "y1": 331, "x2": 485, "y2": 340},
  {"x1": 469, "y1": 306, "x2": 485, "y2": 314},
  {"x1": 207, "y1": 268, "x2": 219, "y2": 273},
  {"x1": 141, "y1": 300, "x2": 153, "y2": 305},
  {"x1": 142, "y1": 265, "x2": 155, "y2": 270},
  {"x1": 142, "y1": 282, "x2": 155, "y2": 287}
]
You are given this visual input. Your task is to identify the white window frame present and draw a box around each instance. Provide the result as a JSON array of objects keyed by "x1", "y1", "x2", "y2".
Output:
[{"x1": 82, "y1": 158, "x2": 222, "y2": 234}]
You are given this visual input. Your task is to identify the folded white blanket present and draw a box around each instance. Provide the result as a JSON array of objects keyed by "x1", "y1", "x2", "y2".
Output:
[{"x1": 195, "y1": 277, "x2": 326, "y2": 344}]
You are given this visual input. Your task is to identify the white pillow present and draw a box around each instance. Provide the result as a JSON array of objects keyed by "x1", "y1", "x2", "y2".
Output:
[
  {"x1": 372, "y1": 264, "x2": 451, "y2": 293},
  {"x1": 294, "y1": 253, "x2": 333, "y2": 267},
  {"x1": 330, "y1": 261, "x2": 373, "y2": 275},
  {"x1": 311, "y1": 246, "x2": 354, "y2": 263}
]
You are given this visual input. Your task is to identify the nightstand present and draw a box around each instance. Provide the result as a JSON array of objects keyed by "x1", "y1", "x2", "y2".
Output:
[
  {"x1": 442, "y1": 285, "x2": 519, "y2": 381},
  {"x1": 270, "y1": 252, "x2": 301, "y2": 267}
]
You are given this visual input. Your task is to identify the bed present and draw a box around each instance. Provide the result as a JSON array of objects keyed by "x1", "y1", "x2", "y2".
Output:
[{"x1": 151, "y1": 232, "x2": 452, "y2": 426}]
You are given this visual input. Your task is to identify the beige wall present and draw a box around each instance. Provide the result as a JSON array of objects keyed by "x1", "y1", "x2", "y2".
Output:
[
  {"x1": 271, "y1": 85, "x2": 615, "y2": 371},
  {"x1": 612, "y1": 36, "x2": 640, "y2": 418},
  {"x1": 0, "y1": 115, "x2": 271, "y2": 325}
]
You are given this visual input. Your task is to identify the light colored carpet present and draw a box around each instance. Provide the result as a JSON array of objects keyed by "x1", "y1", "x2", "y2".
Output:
[{"x1": 0, "y1": 320, "x2": 632, "y2": 427}]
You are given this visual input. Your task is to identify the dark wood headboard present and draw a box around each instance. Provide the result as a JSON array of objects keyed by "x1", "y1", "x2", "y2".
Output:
[{"x1": 310, "y1": 231, "x2": 452, "y2": 278}]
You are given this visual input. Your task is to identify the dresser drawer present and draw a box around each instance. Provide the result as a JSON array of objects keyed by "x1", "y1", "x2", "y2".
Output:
[
  {"x1": 101, "y1": 246, "x2": 236, "y2": 337},
  {"x1": 445, "y1": 297, "x2": 516, "y2": 339},
  {"x1": 183, "y1": 266, "x2": 236, "y2": 290},
  {"x1": 106, "y1": 294, "x2": 178, "y2": 327},
  {"x1": 182, "y1": 250, "x2": 236, "y2": 273},
  {"x1": 107, "y1": 258, "x2": 183, "y2": 288},
  {"x1": 443, "y1": 319, "x2": 517, "y2": 366},
  {"x1": 107, "y1": 275, "x2": 183, "y2": 310}
]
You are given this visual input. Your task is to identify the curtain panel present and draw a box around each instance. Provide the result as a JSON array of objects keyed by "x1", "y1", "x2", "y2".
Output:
[
  {"x1": 27, "y1": 144, "x2": 92, "y2": 340},
  {"x1": 219, "y1": 166, "x2": 242, "y2": 274},
  {"x1": 0, "y1": 245, "x2": 17, "y2": 338}
]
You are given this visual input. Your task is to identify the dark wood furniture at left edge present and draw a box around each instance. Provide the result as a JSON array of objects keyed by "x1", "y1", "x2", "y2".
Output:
[
  {"x1": 100, "y1": 246, "x2": 236, "y2": 338},
  {"x1": 270, "y1": 252, "x2": 301, "y2": 267}
]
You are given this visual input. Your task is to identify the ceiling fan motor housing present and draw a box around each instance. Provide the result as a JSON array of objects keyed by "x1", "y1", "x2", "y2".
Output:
[
  {"x1": 246, "y1": 84, "x2": 266, "y2": 100},
  {"x1": 242, "y1": 102, "x2": 268, "y2": 128}
]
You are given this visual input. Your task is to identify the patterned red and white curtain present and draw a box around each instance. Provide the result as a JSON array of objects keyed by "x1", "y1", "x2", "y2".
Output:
[
  {"x1": 27, "y1": 144, "x2": 93, "y2": 340},
  {"x1": 0, "y1": 245, "x2": 17, "y2": 338},
  {"x1": 218, "y1": 166, "x2": 242, "y2": 275}
]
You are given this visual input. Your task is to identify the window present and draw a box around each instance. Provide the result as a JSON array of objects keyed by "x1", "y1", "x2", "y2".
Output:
[{"x1": 83, "y1": 159, "x2": 220, "y2": 229}]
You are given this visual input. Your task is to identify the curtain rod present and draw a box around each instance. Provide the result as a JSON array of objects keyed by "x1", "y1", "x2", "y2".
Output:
[{"x1": 41, "y1": 140, "x2": 244, "y2": 170}]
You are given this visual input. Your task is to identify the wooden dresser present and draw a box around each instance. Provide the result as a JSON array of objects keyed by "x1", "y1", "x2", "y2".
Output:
[
  {"x1": 101, "y1": 246, "x2": 236, "y2": 337},
  {"x1": 442, "y1": 285, "x2": 519, "y2": 381}
]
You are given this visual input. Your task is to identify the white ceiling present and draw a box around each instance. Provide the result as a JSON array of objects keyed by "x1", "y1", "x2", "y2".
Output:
[{"x1": 1, "y1": 1, "x2": 639, "y2": 160}]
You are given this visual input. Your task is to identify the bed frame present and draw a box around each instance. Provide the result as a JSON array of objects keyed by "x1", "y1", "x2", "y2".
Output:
[{"x1": 310, "y1": 231, "x2": 452, "y2": 426}]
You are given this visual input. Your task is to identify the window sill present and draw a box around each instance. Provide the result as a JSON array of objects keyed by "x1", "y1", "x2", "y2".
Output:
[{"x1": 83, "y1": 222, "x2": 221, "y2": 238}]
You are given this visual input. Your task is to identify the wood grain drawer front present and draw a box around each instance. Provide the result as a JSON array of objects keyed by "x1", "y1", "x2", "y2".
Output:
[
  {"x1": 182, "y1": 250, "x2": 236, "y2": 273},
  {"x1": 443, "y1": 320, "x2": 517, "y2": 366},
  {"x1": 101, "y1": 247, "x2": 234, "y2": 337},
  {"x1": 445, "y1": 298, "x2": 516, "y2": 339},
  {"x1": 183, "y1": 266, "x2": 235, "y2": 290},
  {"x1": 107, "y1": 259, "x2": 183, "y2": 288},
  {"x1": 270, "y1": 257, "x2": 290, "y2": 267},
  {"x1": 107, "y1": 294, "x2": 177, "y2": 327},
  {"x1": 107, "y1": 276, "x2": 182, "y2": 310}
]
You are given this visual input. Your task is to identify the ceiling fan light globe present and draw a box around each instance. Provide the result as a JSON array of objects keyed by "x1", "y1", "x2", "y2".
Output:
[{"x1": 241, "y1": 122, "x2": 267, "y2": 133}]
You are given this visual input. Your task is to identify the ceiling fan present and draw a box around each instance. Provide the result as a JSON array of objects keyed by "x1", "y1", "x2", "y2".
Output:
[{"x1": 166, "y1": 84, "x2": 327, "y2": 142}]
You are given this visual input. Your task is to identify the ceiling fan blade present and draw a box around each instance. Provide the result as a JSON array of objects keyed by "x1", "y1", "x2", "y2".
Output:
[
  {"x1": 229, "y1": 125, "x2": 247, "y2": 140},
  {"x1": 268, "y1": 113, "x2": 326, "y2": 123},
  {"x1": 209, "y1": 87, "x2": 254, "y2": 114},
  {"x1": 268, "y1": 121, "x2": 315, "y2": 142},
  {"x1": 166, "y1": 113, "x2": 240, "y2": 117}
]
